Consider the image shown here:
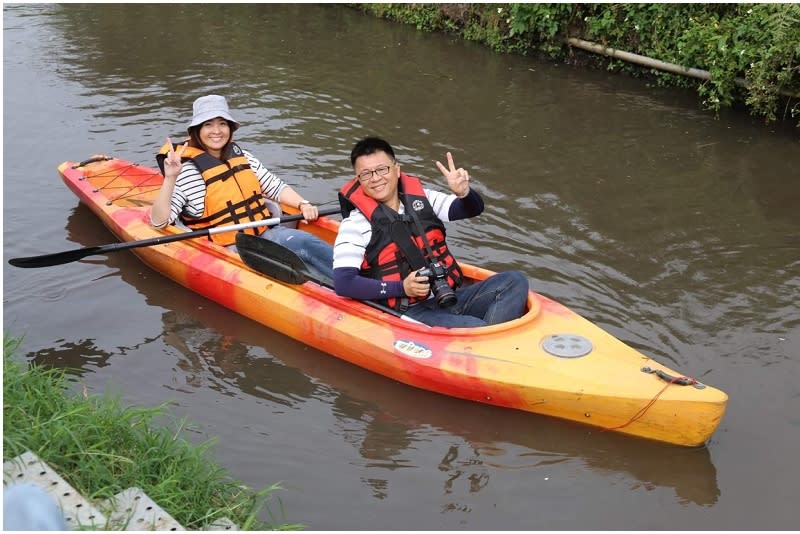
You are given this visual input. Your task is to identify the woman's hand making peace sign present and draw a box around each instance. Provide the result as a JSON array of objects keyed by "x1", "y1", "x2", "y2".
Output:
[{"x1": 163, "y1": 137, "x2": 188, "y2": 181}]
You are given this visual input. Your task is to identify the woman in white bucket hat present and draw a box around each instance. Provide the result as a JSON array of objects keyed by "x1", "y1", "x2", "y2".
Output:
[{"x1": 150, "y1": 94, "x2": 333, "y2": 278}]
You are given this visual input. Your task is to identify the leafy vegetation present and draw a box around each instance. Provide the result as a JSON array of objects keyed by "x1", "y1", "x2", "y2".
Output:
[
  {"x1": 3, "y1": 335, "x2": 299, "y2": 530},
  {"x1": 354, "y1": 3, "x2": 800, "y2": 126}
]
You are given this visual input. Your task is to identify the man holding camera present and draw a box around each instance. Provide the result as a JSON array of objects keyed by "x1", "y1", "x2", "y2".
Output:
[{"x1": 333, "y1": 136, "x2": 529, "y2": 328}]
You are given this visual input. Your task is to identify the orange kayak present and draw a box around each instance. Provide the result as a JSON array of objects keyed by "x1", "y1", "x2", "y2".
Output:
[{"x1": 56, "y1": 156, "x2": 727, "y2": 446}]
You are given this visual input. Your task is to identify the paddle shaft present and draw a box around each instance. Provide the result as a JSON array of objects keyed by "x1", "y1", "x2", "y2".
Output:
[{"x1": 8, "y1": 207, "x2": 341, "y2": 268}]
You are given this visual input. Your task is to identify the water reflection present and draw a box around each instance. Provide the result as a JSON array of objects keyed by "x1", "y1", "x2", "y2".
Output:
[
  {"x1": 321, "y1": 382, "x2": 721, "y2": 507},
  {"x1": 29, "y1": 339, "x2": 114, "y2": 374},
  {"x1": 56, "y1": 202, "x2": 721, "y2": 507},
  {"x1": 28, "y1": 331, "x2": 160, "y2": 376},
  {"x1": 159, "y1": 310, "x2": 323, "y2": 405}
]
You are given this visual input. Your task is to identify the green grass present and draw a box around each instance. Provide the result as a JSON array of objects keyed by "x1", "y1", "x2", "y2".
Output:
[{"x1": 3, "y1": 335, "x2": 303, "y2": 530}]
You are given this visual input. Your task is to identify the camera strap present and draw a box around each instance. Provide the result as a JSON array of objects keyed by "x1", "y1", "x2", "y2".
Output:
[
  {"x1": 383, "y1": 203, "x2": 426, "y2": 269},
  {"x1": 400, "y1": 192, "x2": 440, "y2": 265}
]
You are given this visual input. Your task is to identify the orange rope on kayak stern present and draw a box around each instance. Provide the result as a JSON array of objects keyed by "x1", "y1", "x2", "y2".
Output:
[{"x1": 599, "y1": 372, "x2": 698, "y2": 433}]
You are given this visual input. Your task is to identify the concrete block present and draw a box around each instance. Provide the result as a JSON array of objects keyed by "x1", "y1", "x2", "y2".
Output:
[
  {"x1": 102, "y1": 486, "x2": 184, "y2": 531},
  {"x1": 3, "y1": 450, "x2": 107, "y2": 529}
]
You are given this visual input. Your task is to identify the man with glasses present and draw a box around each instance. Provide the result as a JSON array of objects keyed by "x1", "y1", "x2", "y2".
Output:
[{"x1": 333, "y1": 136, "x2": 529, "y2": 328}]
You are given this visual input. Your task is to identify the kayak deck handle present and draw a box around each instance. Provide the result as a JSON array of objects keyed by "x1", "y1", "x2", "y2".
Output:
[
  {"x1": 641, "y1": 367, "x2": 706, "y2": 389},
  {"x1": 74, "y1": 155, "x2": 113, "y2": 168}
]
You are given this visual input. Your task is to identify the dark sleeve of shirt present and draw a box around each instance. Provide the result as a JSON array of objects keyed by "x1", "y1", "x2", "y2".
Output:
[
  {"x1": 333, "y1": 267, "x2": 406, "y2": 300},
  {"x1": 448, "y1": 188, "x2": 484, "y2": 220}
]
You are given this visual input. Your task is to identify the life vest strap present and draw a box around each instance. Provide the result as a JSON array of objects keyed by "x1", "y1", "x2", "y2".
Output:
[{"x1": 204, "y1": 163, "x2": 252, "y2": 186}]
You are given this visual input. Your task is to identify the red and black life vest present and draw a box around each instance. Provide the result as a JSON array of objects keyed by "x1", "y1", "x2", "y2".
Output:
[
  {"x1": 156, "y1": 141, "x2": 270, "y2": 246},
  {"x1": 338, "y1": 173, "x2": 464, "y2": 310}
]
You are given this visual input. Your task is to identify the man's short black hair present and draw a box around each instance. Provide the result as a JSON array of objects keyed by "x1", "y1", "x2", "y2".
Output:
[{"x1": 350, "y1": 136, "x2": 396, "y2": 167}]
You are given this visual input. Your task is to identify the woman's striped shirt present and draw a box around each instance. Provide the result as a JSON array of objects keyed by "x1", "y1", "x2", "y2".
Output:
[{"x1": 159, "y1": 149, "x2": 289, "y2": 225}]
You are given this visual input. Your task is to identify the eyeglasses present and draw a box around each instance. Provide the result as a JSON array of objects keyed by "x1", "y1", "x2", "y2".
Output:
[{"x1": 356, "y1": 163, "x2": 395, "y2": 183}]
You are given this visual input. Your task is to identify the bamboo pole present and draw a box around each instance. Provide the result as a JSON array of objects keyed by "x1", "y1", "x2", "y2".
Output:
[{"x1": 566, "y1": 37, "x2": 798, "y2": 99}]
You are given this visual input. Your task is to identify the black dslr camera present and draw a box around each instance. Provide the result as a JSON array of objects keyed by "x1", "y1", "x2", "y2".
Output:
[{"x1": 416, "y1": 263, "x2": 457, "y2": 308}]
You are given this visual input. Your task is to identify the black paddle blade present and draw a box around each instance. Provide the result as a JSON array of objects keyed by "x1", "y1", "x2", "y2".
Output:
[
  {"x1": 236, "y1": 233, "x2": 310, "y2": 285},
  {"x1": 8, "y1": 246, "x2": 108, "y2": 268},
  {"x1": 6, "y1": 230, "x2": 207, "y2": 268}
]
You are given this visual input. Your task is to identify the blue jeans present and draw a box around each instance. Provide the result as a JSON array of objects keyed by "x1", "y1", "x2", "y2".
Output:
[
  {"x1": 262, "y1": 226, "x2": 334, "y2": 280},
  {"x1": 405, "y1": 271, "x2": 529, "y2": 328}
]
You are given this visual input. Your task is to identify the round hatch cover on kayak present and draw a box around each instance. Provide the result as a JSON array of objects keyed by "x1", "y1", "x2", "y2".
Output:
[{"x1": 541, "y1": 334, "x2": 593, "y2": 358}]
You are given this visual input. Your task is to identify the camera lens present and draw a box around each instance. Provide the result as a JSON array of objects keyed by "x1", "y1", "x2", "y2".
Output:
[
  {"x1": 418, "y1": 264, "x2": 457, "y2": 308},
  {"x1": 432, "y1": 278, "x2": 457, "y2": 308}
]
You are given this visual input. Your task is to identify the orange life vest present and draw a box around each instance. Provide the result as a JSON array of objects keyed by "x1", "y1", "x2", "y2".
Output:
[
  {"x1": 339, "y1": 173, "x2": 463, "y2": 310},
  {"x1": 156, "y1": 141, "x2": 270, "y2": 246}
]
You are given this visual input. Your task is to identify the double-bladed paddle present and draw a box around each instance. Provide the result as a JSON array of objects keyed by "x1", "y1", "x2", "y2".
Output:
[
  {"x1": 235, "y1": 232, "x2": 425, "y2": 324},
  {"x1": 7, "y1": 207, "x2": 341, "y2": 268}
]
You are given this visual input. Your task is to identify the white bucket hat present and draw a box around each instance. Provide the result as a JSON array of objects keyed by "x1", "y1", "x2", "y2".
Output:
[{"x1": 187, "y1": 94, "x2": 240, "y2": 132}]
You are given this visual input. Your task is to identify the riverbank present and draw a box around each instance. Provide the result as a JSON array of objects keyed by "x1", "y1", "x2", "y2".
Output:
[
  {"x1": 2, "y1": 335, "x2": 298, "y2": 530},
  {"x1": 353, "y1": 3, "x2": 800, "y2": 127}
]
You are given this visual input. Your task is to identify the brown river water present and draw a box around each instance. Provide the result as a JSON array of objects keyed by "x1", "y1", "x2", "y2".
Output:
[{"x1": 3, "y1": 4, "x2": 799, "y2": 530}]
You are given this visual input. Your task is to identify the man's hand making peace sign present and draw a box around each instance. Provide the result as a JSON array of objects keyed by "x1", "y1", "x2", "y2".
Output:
[{"x1": 435, "y1": 151, "x2": 470, "y2": 199}]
